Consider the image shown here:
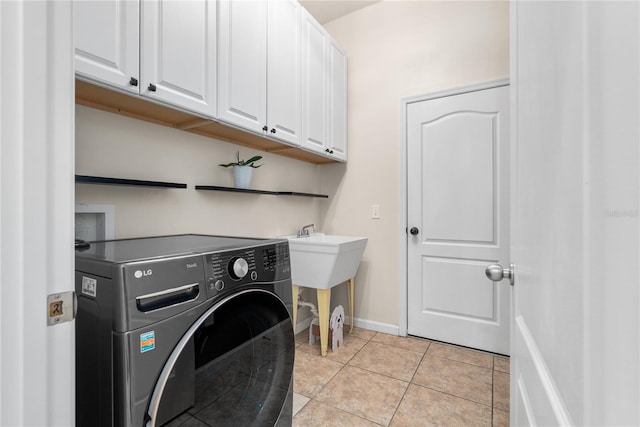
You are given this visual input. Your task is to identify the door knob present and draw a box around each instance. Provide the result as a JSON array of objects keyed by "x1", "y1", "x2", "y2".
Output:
[
  {"x1": 409, "y1": 227, "x2": 419, "y2": 235},
  {"x1": 485, "y1": 263, "x2": 515, "y2": 286}
]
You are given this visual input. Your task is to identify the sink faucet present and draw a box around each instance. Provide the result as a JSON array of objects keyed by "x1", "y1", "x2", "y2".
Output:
[{"x1": 297, "y1": 224, "x2": 316, "y2": 237}]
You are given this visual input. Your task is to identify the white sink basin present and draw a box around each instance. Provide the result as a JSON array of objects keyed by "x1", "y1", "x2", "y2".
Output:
[{"x1": 284, "y1": 234, "x2": 368, "y2": 289}]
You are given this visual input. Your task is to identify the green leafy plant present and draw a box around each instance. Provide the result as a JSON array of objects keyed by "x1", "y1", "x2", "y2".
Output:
[{"x1": 218, "y1": 151, "x2": 263, "y2": 168}]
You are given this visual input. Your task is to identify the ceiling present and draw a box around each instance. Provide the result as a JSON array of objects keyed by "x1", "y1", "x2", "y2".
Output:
[{"x1": 299, "y1": 0, "x2": 380, "y2": 24}]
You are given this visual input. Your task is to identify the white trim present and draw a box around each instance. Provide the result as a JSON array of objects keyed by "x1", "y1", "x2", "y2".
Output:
[
  {"x1": 398, "y1": 92, "x2": 408, "y2": 337},
  {"x1": 515, "y1": 316, "x2": 574, "y2": 426},
  {"x1": 516, "y1": 375, "x2": 538, "y2": 427},
  {"x1": 399, "y1": 78, "x2": 511, "y2": 340},
  {"x1": 295, "y1": 316, "x2": 400, "y2": 336},
  {"x1": 509, "y1": 2, "x2": 519, "y2": 425},
  {"x1": 0, "y1": 2, "x2": 74, "y2": 425},
  {"x1": 403, "y1": 78, "x2": 510, "y2": 106},
  {"x1": 352, "y1": 317, "x2": 399, "y2": 336}
]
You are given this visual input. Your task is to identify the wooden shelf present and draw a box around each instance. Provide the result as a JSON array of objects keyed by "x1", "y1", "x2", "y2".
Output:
[
  {"x1": 195, "y1": 185, "x2": 328, "y2": 198},
  {"x1": 75, "y1": 80, "x2": 337, "y2": 165},
  {"x1": 75, "y1": 175, "x2": 187, "y2": 189}
]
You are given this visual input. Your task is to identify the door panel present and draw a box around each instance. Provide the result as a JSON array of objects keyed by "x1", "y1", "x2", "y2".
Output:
[
  {"x1": 407, "y1": 83, "x2": 510, "y2": 355},
  {"x1": 300, "y1": 9, "x2": 327, "y2": 151},
  {"x1": 267, "y1": 0, "x2": 301, "y2": 145},
  {"x1": 141, "y1": 0, "x2": 216, "y2": 117},
  {"x1": 422, "y1": 257, "x2": 495, "y2": 319},
  {"x1": 422, "y1": 112, "x2": 497, "y2": 243},
  {"x1": 327, "y1": 38, "x2": 348, "y2": 160},
  {"x1": 217, "y1": 0, "x2": 267, "y2": 132},
  {"x1": 511, "y1": 1, "x2": 639, "y2": 425},
  {"x1": 74, "y1": 0, "x2": 139, "y2": 92}
]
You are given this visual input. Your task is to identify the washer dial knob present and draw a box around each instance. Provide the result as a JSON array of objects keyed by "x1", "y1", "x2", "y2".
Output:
[{"x1": 229, "y1": 257, "x2": 249, "y2": 280}]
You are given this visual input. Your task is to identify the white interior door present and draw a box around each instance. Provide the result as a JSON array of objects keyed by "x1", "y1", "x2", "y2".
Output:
[
  {"x1": 407, "y1": 82, "x2": 510, "y2": 355},
  {"x1": 511, "y1": 1, "x2": 639, "y2": 425},
  {"x1": 1, "y1": 1, "x2": 75, "y2": 425}
]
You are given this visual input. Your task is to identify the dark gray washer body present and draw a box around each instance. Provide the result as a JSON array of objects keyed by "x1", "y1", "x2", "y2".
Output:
[{"x1": 75, "y1": 234, "x2": 294, "y2": 427}]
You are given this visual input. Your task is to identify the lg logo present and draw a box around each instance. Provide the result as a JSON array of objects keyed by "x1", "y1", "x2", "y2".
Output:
[{"x1": 134, "y1": 269, "x2": 153, "y2": 279}]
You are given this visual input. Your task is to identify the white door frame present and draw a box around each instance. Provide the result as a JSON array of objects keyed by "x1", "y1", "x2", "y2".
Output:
[
  {"x1": 0, "y1": 1, "x2": 75, "y2": 425},
  {"x1": 399, "y1": 78, "x2": 509, "y2": 336}
]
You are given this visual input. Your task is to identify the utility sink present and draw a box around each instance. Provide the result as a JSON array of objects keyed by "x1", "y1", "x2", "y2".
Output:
[{"x1": 284, "y1": 234, "x2": 368, "y2": 289}]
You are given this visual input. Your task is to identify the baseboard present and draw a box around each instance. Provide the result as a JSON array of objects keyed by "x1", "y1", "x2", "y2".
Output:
[
  {"x1": 294, "y1": 316, "x2": 313, "y2": 335},
  {"x1": 352, "y1": 317, "x2": 400, "y2": 335},
  {"x1": 294, "y1": 316, "x2": 400, "y2": 336}
]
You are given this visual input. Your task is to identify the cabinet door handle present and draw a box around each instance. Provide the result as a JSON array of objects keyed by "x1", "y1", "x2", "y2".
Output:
[
  {"x1": 129, "y1": 77, "x2": 138, "y2": 87},
  {"x1": 148, "y1": 83, "x2": 157, "y2": 92},
  {"x1": 262, "y1": 125, "x2": 268, "y2": 132},
  {"x1": 270, "y1": 128, "x2": 276, "y2": 134}
]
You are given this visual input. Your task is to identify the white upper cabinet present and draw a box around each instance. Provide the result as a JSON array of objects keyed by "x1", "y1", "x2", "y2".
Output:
[
  {"x1": 266, "y1": 0, "x2": 302, "y2": 146},
  {"x1": 218, "y1": 0, "x2": 301, "y2": 146},
  {"x1": 301, "y1": 9, "x2": 327, "y2": 153},
  {"x1": 327, "y1": 38, "x2": 347, "y2": 161},
  {"x1": 217, "y1": 0, "x2": 267, "y2": 133},
  {"x1": 300, "y1": 8, "x2": 347, "y2": 161},
  {"x1": 141, "y1": 0, "x2": 217, "y2": 117},
  {"x1": 73, "y1": 0, "x2": 346, "y2": 162},
  {"x1": 74, "y1": 0, "x2": 216, "y2": 117},
  {"x1": 74, "y1": 0, "x2": 139, "y2": 93}
]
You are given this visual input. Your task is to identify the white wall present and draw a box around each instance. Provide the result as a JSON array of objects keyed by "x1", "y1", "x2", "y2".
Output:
[
  {"x1": 76, "y1": 105, "x2": 322, "y2": 239},
  {"x1": 320, "y1": 1, "x2": 509, "y2": 328}
]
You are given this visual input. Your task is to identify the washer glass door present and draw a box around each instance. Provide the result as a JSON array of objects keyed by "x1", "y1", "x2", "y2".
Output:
[{"x1": 147, "y1": 289, "x2": 294, "y2": 427}]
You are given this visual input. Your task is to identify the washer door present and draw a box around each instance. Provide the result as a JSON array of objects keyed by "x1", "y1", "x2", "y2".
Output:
[{"x1": 146, "y1": 289, "x2": 294, "y2": 427}]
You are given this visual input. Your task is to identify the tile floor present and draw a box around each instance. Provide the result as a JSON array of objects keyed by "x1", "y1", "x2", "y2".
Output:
[{"x1": 292, "y1": 327, "x2": 509, "y2": 427}]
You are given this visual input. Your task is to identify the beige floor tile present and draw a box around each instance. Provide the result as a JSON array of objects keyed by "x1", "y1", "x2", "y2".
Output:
[
  {"x1": 314, "y1": 365, "x2": 409, "y2": 426},
  {"x1": 493, "y1": 408, "x2": 509, "y2": 427},
  {"x1": 371, "y1": 333, "x2": 430, "y2": 354},
  {"x1": 348, "y1": 341, "x2": 423, "y2": 382},
  {"x1": 292, "y1": 392, "x2": 310, "y2": 417},
  {"x1": 428, "y1": 342, "x2": 494, "y2": 369},
  {"x1": 493, "y1": 371, "x2": 510, "y2": 411},
  {"x1": 494, "y1": 356, "x2": 510, "y2": 374},
  {"x1": 293, "y1": 350, "x2": 343, "y2": 398},
  {"x1": 413, "y1": 354, "x2": 493, "y2": 406},
  {"x1": 390, "y1": 384, "x2": 492, "y2": 427},
  {"x1": 348, "y1": 326, "x2": 377, "y2": 341},
  {"x1": 293, "y1": 399, "x2": 380, "y2": 427},
  {"x1": 296, "y1": 331, "x2": 369, "y2": 364}
]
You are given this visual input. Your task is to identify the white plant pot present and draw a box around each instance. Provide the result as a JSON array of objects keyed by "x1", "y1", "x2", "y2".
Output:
[{"x1": 233, "y1": 165, "x2": 253, "y2": 189}]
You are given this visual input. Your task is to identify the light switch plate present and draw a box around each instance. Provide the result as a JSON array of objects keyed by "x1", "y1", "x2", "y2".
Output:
[{"x1": 371, "y1": 205, "x2": 380, "y2": 219}]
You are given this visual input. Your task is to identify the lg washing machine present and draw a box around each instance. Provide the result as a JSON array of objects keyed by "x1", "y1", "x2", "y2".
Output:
[{"x1": 75, "y1": 234, "x2": 295, "y2": 427}]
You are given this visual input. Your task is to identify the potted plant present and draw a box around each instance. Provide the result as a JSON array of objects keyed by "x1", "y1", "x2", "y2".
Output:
[{"x1": 219, "y1": 151, "x2": 263, "y2": 189}]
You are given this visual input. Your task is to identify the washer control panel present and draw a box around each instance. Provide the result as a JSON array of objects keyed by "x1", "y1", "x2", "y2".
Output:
[{"x1": 204, "y1": 242, "x2": 290, "y2": 299}]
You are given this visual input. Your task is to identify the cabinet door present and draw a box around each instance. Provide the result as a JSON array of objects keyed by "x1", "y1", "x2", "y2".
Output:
[
  {"x1": 217, "y1": 0, "x2": 268, "y2": 133},
  {"x1": 141, "y1": 0, "x2": 217, "y2": 117},
  {"x1": 327, "y1": 38, "x2": 347, "y2": 161},
  {"x1": 266, "y1": 0, "x2": 301, "y2": 146},
  {"x1": 74, "y1": 0, "x2": 139, "y2": 93},
  {"x1": 300, "y1": 9, "x2": 328, "y2": 154}
]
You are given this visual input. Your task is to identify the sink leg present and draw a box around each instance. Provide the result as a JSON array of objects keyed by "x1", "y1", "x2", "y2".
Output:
[
  {"x1": 317, "y1": 288, "x2": 331, "y2": 356},
  {"x1": 292, "y1": 285, "x2": 299, "y2": 332},
  {"x1": 347, "y1": 277, "x2": 355, "y2": 334}
]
